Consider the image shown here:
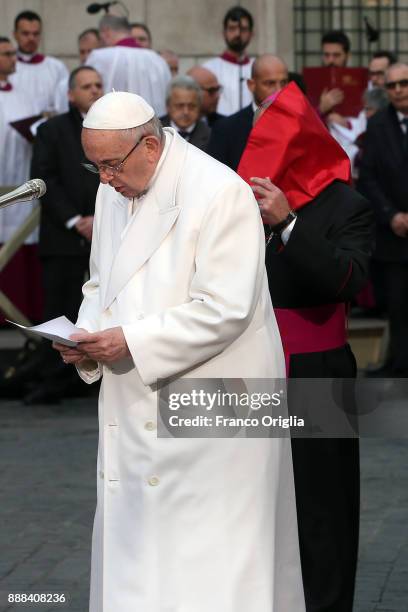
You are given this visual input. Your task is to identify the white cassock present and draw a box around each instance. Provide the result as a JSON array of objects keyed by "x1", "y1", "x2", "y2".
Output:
[
  {"x1": 86, "y1": 47, "x2": 171, "y2": 117},
  {"x1": 203, "y1": 55, "x2": 254, "y2": 115},
  {"x1": 54, "y1": 76, "x2": 69, "y2": 114},
  {"x1": 9, "y1": 55, "x2": 68, "y2": 115},
  {"x1": 76, "y1": 128, "x2": 305, "y2": 612},
  {"x1": 0, "y1": 87, "x2": 38, "y2": 244}
]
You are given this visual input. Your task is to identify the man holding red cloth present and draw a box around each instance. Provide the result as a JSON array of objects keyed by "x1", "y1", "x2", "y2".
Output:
[{"x1": 238, "y1": 82, "x2": 374, "y2": 612}]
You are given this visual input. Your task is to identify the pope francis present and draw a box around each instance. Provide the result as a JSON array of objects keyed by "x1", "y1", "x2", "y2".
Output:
[{"x1": 54, "y1": 92, "x2": 305, "y2": 612}]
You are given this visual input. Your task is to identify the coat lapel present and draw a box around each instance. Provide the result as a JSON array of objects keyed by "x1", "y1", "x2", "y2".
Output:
[{"x1": 103, "y1": 129, "x2": 186, "y2": 308}]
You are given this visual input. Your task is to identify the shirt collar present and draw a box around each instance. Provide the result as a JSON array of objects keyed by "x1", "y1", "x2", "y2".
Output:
[
  {"x1": 17, "y1": 51, "x2": 45, "y2": 64},
  {"x1": 170, "y1": 120, "x2": 196, "y2": 134},
  {"x1": 115, "y1": 37, "x2": 142, "y2": 48},
  {"x1": 0, "y1": 81, "x2": 12, "y2": 92},
  {"x1": 397, "y1": 110, "x2": 408, "y2": 123},
  {"x1": 220, "y1": 51, "x2": 251, "y2": 65}
]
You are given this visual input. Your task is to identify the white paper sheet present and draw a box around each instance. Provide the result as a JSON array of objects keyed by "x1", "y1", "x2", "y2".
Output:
[{"x1": 7, "y1": 316, "x2": 81, "y2": 347}]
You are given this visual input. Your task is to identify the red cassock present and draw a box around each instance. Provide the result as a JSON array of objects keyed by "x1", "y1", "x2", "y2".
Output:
[{"x1": 237, "y1": 82, "x2": 352, "y2": 375}]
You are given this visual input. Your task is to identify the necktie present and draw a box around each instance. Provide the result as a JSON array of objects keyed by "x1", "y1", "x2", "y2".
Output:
[
  {"x1": 401, "y1": 118, "x2": 408, "y2": 152},
  {"x1": 178, "y1": 130, "x2": 190, "y2": 140}
]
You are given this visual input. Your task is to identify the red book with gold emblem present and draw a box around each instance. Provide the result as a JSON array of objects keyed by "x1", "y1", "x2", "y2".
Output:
[{"x1": 302, "y1": 66, "x2": 369, "y2": 117}]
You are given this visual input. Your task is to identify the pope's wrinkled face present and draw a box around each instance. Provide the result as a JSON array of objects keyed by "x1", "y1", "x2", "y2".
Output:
[{"x1": 82, "y1": 128, "x2": 162, "y2": 199}]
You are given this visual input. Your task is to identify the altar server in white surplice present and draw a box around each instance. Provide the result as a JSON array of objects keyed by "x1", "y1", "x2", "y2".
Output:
[
  {"x1": 53, "y1": 91, "x2": 305, "y2": 612},
  {"x1": 9, "y1": 11, "x2": 68, "y2": 116},
  {"x1": 0, "y1": 37, "x2": 38, "y2": 244},
  {"x1": 86, "y1": 14, "x2": 170, "y2": 117},
  {"x1": 204, "y1": 6, "x2": 254, "y2": 115}
]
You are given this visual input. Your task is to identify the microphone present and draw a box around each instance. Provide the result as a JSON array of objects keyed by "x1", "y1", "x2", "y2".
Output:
[
  {"x1": 0, "y1": 179, "x2": 46, "y2": 210},
  {"x1": 87, "y1": 2, "x2": 117, "y2": 14}
]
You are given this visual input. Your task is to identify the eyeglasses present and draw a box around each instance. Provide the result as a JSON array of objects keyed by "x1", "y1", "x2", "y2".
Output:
[
  {"x1": 201, "y1": 85, "x2": 223, "y2": 95},
  {"x1": 385, "y1": 79, "x2": 408, "y2": 91},
  {"x1": 82, "y1": 136, "x2": 144, "y2": 176}
]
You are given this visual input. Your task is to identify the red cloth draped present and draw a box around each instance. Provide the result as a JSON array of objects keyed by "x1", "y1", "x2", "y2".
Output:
[{"x1": 237, "y1": 82, "x2": 351, "y2": 211}]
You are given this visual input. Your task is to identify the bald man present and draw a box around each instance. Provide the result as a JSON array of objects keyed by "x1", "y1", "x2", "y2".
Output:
[
  {"x1": 187, "y1": 65, "x2": 225, "y2": 127},
  {"x1": 207, "y1": 54, "x2": 288, "y2": 169}
]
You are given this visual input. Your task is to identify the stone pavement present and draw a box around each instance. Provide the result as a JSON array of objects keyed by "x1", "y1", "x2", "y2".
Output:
[{"x1": 0, "y1": 398, "x2": 407, "y2": 612}]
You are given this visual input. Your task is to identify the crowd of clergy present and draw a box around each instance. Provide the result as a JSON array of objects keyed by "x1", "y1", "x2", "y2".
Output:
[{"x1": 0, "y1": 4, "x2": 407, "y2": 393}]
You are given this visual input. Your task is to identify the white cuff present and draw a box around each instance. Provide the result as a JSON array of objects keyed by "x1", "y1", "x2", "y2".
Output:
[
  {"x1": 66, "y1": 215, "x2": 82, "y2": 229},
  {"x1": 280, "y1": 218, "x2": 297, "y2": 245}
]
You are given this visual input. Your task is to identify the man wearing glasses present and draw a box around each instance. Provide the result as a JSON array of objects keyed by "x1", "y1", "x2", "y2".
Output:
[
  {"x1": 53, "y1": 91, "x2": 306, "y2": 612},
  {"x1": 359, "y1": 63, "x2": 408, "y2": 378},
  {"x1": 187, "y1": 65, "x2": 225, "y2": 127}
]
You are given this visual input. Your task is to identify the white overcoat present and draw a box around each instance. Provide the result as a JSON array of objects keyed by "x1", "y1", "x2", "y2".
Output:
[{"x1": 76, "y1": 129, "x2": 305, "y2": 612}]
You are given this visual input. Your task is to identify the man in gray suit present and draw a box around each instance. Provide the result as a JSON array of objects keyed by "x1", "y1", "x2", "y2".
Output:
[{"x1": 160, "y1": 75, "x2": 210, "y2": 151}]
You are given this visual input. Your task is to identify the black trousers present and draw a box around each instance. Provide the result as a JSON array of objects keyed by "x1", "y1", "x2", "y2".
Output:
[
  {"x1": 40, "y1": 255, "x2": 89, "y2": 381},
  {"x1": 376, "y1": 260, "x2": 408, "y2": 372},
  {"x1": 289, "y1": 345, "x2": 360, "y2": 612}
]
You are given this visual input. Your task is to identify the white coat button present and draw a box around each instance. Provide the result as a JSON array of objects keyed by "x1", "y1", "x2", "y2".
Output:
[
  {"x1": 136, "y1": 312, "x2": 144, "y2": 320},
  {"x1": 99, "y1": 470, "x2": 104, "y2": 479},
  {"x1": 145, "y1": 421, "x2": 156, "y2": 432},
  {"x1": 148, "y1": 476, "x2": 160, "y2": 487}
]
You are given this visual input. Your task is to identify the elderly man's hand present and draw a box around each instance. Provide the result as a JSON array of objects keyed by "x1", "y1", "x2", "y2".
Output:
[
  {"x1": 390, "y1": 212, "x2": 408, "y2": 238},
  {"x1": 75, "y1": 215, "x2": 94, "y2": 242},
  {"x1": 251, "y1": 177, "x2": 291, "y2": 226},
  {"x1": 69, "y1": 327, "x2": 131, "y2": 364}
]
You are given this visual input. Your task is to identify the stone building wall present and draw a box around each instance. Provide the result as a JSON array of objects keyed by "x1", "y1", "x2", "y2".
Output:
[{"x1": 0, "y1": 0, "x2": 295, "y2": 73}]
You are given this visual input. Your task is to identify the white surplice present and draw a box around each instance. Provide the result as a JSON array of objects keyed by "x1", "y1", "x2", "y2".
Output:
[
  {"x1": 9, "y1": 56, "x2": 69, "y2": 115},
  {"x1": 86, "y1": 47, "x2": 171, "y2": 117},
  {"x1": 0, "y1": 87, "x2": 38, "y2": 243},
  {"x1": 76, "y1": 128, "x2": 305, "y2": 612},
  {"x1": 203, "y1": 56, "x2": 254, "y2": 116}
]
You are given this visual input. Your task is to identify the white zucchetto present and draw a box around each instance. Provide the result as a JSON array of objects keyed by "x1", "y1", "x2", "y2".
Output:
[{"x1": 83, "y1": 91, "x2": 155, "y2": 130}]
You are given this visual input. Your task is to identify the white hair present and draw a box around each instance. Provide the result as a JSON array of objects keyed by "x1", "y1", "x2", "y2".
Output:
[{"x1": 119, "y1": 116, "x2": 164, "y2": 142}]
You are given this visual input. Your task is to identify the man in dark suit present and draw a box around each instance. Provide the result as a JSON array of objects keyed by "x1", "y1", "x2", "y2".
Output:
[
  {"x1": 359, "y1": 62, "x2": 408, "y2": 376},
  {"x1": 26, "y1": 65, "x2": 102, "y2": 403},
  {"x1": 160, "y1": 75, "x2": 210, "y2": 151},
  {"x1": 238, "y1": 85, "x2": 374, "y2": 612},
  {"x1": 207, "y1": 54, "x2": 289, "y2": 169},
  {"x1": 187, "y1": 65, "x2": 225, "y2": 127}
]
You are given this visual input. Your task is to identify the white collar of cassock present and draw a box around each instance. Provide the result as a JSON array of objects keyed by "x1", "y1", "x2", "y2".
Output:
[{"x1": 18, "y1": 51, "x2": 35, "y2": 61}]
